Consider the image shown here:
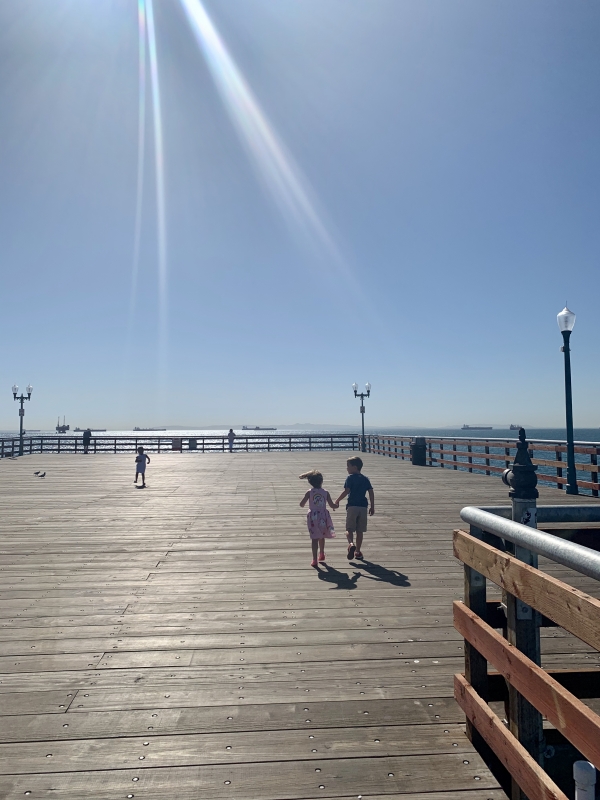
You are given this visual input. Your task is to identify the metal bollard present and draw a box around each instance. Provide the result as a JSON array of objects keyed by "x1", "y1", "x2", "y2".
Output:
[{"x1": 574, "y1": 761, "x2": 596, "y2": 800}]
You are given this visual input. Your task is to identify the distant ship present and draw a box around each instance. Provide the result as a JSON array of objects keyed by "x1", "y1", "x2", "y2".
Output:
[
  {"x1": 509, "y1": 424, "x2": 523, "y2": 430},
  {"x1": 461, "y1": 425, "x2": 493, "y2": 430},
  {"x1": 56, "y1": 416, "x2": 70, "y2": 434},
  {"x1": 133, "y1": 427, "x2": 167, "y2": 432},
  {"x1": 242, "y1": 426, "x2": 277, "y2": 431},
  {"x1": 74, "y1": 427, "x2": 106, "y2": 432}
]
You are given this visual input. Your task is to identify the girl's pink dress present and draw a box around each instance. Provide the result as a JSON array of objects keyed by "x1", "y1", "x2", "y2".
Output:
[{"x1": 306, "y1": 487, "x2": 336, "y2": 540}]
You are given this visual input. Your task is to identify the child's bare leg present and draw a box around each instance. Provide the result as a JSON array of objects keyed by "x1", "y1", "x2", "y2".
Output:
[
  {"x1": 319, "y1": 539, "x2": 325, "y2": 554},
  {"x1": 356, "y1": 532, "x2": 364, "y2": 552},
  {"x1": 134, "y1": 472, "x2": 138, "y2": 484},
  {"x1": 346, "y1": 530, "x2": 356, "y2": 559},
  {"x1": 311, "y1": 540, "x2": 319, "y2": 562}
]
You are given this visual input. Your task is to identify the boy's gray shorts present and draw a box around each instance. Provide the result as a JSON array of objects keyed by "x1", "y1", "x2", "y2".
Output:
[{"x1": 346, "y1": 506, "x2": 368, "y2": 534}]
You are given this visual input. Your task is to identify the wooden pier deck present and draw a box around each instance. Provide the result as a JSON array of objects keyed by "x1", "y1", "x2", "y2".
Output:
[{"x1": 0, "y1": 451, "x2": 596, "y2": 799}]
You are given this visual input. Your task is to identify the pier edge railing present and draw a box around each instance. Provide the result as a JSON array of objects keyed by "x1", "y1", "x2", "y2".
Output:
[
  {"x1": 455, "y1": 505, "x2": 600, "y2": 800},
  {"x1": 0, "y1": 433, "x2": 360, "y2": 458},
  {"x1": 366, "y1": 434, "x2": 600, "y2": 497}
]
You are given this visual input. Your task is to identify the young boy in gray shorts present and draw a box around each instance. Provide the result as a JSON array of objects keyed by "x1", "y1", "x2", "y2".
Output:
[{"x1": 334, "y1": 456, "x2": 375, "y2": 560}]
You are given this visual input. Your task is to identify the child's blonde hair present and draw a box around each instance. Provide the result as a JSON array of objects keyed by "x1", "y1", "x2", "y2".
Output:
[{"x1": 299, "y1": 469, "x2": 323, "y2": 488}]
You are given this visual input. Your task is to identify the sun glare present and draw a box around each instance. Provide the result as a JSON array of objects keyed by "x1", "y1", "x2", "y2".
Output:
[{"x1": 177, "y1": 0, "x2": 354, "y2": 283}]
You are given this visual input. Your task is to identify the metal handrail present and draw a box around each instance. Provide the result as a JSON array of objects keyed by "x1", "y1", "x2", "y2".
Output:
[
  {"x1": 460, "y1": 505, "x2": 600, "y2": 581},
  {"x1": 478, "y1": 505, "x2": 600, "y2": 523}
]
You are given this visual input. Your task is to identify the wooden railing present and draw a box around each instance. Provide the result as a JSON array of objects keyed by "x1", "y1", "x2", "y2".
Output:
[
  {"x1": 455, "y1": 508, "x2": 600, "y2": 800},
  {"x1": 366, "y1": 434, "x2": 600, "y2": 496},
  {"x1": 364, "y1": 435, "x2": 412, "y2": 460},
  {"x1": 0, "y1": 433, "x2": 359, "y2": 458}
]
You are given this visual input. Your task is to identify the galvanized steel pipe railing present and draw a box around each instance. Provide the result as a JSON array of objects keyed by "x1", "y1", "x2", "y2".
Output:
[
  {"x1": 477, "y1": 505, "x2": 600, "y2": 523},
  {"x1": 460, "y1": 505, "x2": 600, "y2": 582}
]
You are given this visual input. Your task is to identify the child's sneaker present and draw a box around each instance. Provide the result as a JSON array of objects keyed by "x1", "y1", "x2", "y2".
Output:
[
  {"x1": 355, "y1": 551, "x2": 363, "y2": 559},
  {"x1": 347, "y1": 544, "x2": 356, "y2": 560},
  {"x1": 310, "y1": 559, "x2": 318, "y2": 567},
  {"x1": 318, "y1": 553, "x2": 326, "y2": 562}
]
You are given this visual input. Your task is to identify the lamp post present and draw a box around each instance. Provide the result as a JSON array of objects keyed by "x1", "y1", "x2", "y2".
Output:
[
  {"x1": 12, "y1": 384, "x2": 33, "y2": 457},
  {"x1": 557, "y1": 306, "x2": 578, "y2": 495},
  {"x1": 352, "y1": 382, "x2": 371, "y2": 453}
]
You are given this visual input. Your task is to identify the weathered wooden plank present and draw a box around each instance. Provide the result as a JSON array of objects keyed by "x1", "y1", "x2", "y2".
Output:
[
  {"x1": 0, "y1": 697, "x2": 462, "y2": 743},
  {"x1": 0, "y1": 753, "x2": 498, "y2": 799},
  {"x1": 453, "y1": 601, "x2": 600, "y2": 769},
  {"x1": 454, "y1": 528, "x2": 600, "y2": 653},
  {"x1": 0, "y1": 723, "x2": 471, "y2": 774},
  {"x1": 454, "y1": 673, "x2": 567, "y2": 800}
]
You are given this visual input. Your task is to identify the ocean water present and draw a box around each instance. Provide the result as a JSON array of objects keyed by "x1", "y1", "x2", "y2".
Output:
[
  {"x1": 2, "y1": 425, "x2": 598, "y2": 494},
  {"x1": 1, "y1": 426, "x2": 599, "y2": 443},
  {"x1": 367, "y1": 427, "x2": 600, "y2": 444}
]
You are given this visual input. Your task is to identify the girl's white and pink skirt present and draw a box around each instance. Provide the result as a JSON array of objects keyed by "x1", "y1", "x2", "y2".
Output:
[{"x1": 307, "y1": 510, "x2": 335, "y2": 540}]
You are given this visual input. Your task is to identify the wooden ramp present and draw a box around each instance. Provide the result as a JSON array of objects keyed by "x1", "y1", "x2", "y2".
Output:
[{"x1": 0, "y1": 451, "x2": 593, "y2": 799}]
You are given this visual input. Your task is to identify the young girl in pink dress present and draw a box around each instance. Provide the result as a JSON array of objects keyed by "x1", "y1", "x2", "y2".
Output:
[{"x1": 299, "y1": 470, "x2": 337, "y2": 567}]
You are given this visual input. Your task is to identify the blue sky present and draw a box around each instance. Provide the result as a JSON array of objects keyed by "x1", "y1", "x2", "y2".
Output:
[{"x1": 0, "y1": 0, "x2": 599, "y2": 430}]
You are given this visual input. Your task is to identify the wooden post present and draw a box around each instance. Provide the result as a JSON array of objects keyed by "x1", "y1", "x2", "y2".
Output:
[
  {"x1": 485, "y1": 445, "x2": 490, "y2": 476},
  {"x1": 464, "y1": 525, "x2": 489, "y2": 753},
  {"x1": 440, "y1": 441, "x2": 444, "y2": 468},
  {"x1": 506, "y1": 497, "x2": 543, "y2": 800},
  {"x1": 453, "y1": 443, "x2": 457, "y2": 470},
  {"x1": 592, "y1": 449, "x2": 598, "y2": 498},
  {"x1": 556, "y1": 448, "x2": 563, "y2": 490}
]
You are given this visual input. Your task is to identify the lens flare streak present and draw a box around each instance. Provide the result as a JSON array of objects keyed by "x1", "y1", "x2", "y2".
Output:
[
  {"x1": 177, "y1": 0, "x2": 352, "y2": 281},
  {"x1": 129, "y1": 0, "x2": 147, "y2": 336},
  {"x1": 146, "y1": 0, "x2": 168, "y2": 377}
]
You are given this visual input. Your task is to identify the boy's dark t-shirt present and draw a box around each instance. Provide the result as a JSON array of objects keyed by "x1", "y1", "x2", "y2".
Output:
[{"x1": 344, "y1": 473, "x2": 372, "y2": 507}]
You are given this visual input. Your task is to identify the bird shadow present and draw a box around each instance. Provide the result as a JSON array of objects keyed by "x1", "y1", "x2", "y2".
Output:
[
  {"x1": 352, "y1": 559, "x2": 411, "y2": 587},
  {"x1": 317, "y1": 564, "x2": 361, "y2": 590}
]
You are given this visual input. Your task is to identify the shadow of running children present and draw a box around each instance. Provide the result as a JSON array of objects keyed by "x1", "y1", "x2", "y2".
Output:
[
  {"x1": 317, "y1": 564, "x2": 362, "y2": 590},
  {"x1": 352, "y1": 559, "x2": 411, "y2": 587}
]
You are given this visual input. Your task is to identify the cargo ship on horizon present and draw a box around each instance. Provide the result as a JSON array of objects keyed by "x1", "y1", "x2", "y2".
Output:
[
  {"x1": 242, "y1": 426, "x2": 277, "y2": 431},
  {"x1": 133, "y1": 427, "x2": 167, "y2": 432},
  {"x1": 461, "y1": 425, "x2": 493, "y2": 430}
]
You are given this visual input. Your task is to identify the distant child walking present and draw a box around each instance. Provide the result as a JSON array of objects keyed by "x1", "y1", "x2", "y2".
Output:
[
  {"x1": 134, "y1": 447, "x2": 150, "y2": 488},
  {"x1": 299, "y1": 470, "x2": 337, "y2": 567},
  {"x1": 335, "y1": 456, "x2": 374, "y2": 560}
]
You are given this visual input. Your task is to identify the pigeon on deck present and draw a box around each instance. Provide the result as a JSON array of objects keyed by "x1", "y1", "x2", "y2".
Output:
[
  {"x1": 34, "y1": 471, "x2": 40, "y2": 475},
  {"x1": 39, "y1": 472, "x2": 46, "y2": 478}
]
